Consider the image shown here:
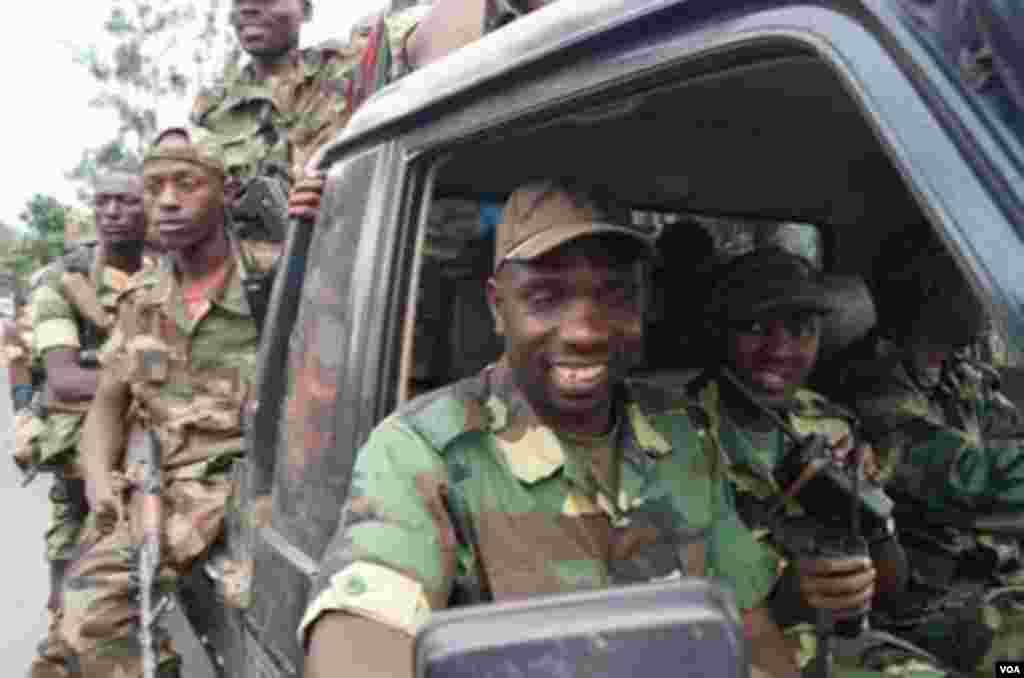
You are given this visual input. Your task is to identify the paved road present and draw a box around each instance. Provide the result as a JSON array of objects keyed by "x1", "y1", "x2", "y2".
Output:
[
  {"x1": 0, "y1": 372, "x2": 215, "y2": 676},
  {"x1": 0, "y1": 371, "x2": 53, "y2": 671}
]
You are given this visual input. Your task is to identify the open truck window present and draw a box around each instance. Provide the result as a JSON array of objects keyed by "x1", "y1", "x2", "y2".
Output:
[{"x1": 394, "y1": 47, "x2": 947, "y2": 406}]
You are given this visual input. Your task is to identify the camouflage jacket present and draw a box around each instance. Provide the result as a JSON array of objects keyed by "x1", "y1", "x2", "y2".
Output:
[
  {"x1": 846, "y1": 340, "x2": 1024, "y2": 583},
  {"x1": 191, "y1": 44, "x2": 365, "y2": 187},
  {"x1": 300, "y1": 365, "x2": 781, "y2": 642},
  {"x1": 99, "y1": 244, "x2": 275, "y2": 482},
  {"x1": 847, "y1": 341, "x2": 1024, "y2": 515},
  {"x1": 690, "y1": 374, "x2": 871, "y2": 558},
  {"x1": 26, "y1": 246, "x2": 150, "y2": 469}
]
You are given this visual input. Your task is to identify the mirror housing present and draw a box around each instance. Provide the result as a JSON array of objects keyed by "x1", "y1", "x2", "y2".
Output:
[{"x1": 415, "y1": 578, "x2": 749, "y2": 678}]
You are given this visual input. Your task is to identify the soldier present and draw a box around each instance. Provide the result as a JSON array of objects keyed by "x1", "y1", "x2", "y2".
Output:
[
  {"x1": 691, "y1": 247, "x2": 950, "y2": 676},
  {"x1": 842, "y1": 240, "x2": 1024, "y2": 677},
  {"x1": 192, "y1": 0, "x2": 411, "y2": 234},
  {"x1": 28, "y1": 128, "x2": 275, "y2": 677},
  {"x1": 299, "y1": 182, "x2": 884, "y2": 678},
  {"x1": 19, "y1": 168, "x2": 149, "y2": 662}
]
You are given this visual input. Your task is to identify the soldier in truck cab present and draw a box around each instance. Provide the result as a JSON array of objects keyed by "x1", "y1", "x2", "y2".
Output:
[
  {"x1": 300, "y1": 181, "x2": 896, "y2": 678},
  {"x1": 689, "y1": 247, "x2": 952, "y2": 677},
  {"x1": 842, "y1": 237, "x2": 1024, "y2": 677}
]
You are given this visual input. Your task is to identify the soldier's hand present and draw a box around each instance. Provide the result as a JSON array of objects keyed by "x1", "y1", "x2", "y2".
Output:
[
  {"x1": 86, "y1": 477, "x2": 122, "y2": 535},
  {"x1": 288, "y1": 173, "x2": 326, "y2": 223},
  {"x1": 796, "y1": 555, "x2": 875, "y2": 618},
  {"x1": 829, "y1": 439, "x2": 882, "y2": 484}
]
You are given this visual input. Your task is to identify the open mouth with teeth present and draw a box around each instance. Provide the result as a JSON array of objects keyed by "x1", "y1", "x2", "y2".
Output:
[{"x1": 551, "y1": 364, "x2": 609, "y2": 396}]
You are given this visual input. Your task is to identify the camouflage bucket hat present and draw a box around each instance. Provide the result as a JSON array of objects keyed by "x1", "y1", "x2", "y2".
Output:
[
  {"x1": 495, "y1": 182, "x2": 655, "y2": 270},
  {"x1": 707, "y1": 247, "x2": 840, "y2": 322}
]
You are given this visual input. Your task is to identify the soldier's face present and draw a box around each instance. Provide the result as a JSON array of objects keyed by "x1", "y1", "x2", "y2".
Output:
[
  {"x1": 725, "y1": 311, "x2": 822, "y2": 404},
  {"x1": 231, "y1": 0, "x2": 304, "y2": 58},
  {"x1": 94, "y1": 173, "x2": 146, "y2": 247},
  {"x1": 489, "y1": 237, "x2": 646, "y2": 435},
  {"x1": 143, "y1": 159, "x2": 226, "y2": 253}
]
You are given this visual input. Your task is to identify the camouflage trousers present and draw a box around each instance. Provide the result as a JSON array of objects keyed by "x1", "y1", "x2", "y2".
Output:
[
  {"x1": 46, "y1": 475, "x2": 88, "y2": 564},
  {"x1": 29, "y1": 471, "x2": 231, "y2": 678},
  {"x1": 785, "y1": 624, "x2": 951, "y2": 678},
  {"x1": 875, "y1": 583, "x2": 1024, "y2": 678}
]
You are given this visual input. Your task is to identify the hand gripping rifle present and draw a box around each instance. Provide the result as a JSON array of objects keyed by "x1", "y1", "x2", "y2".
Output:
[
  {"x1": 717, "y1": 369, "x2": 895, "y2": 678},
  {"x1": 138, "y1": 429, "x2": 168, "y2": 678}
]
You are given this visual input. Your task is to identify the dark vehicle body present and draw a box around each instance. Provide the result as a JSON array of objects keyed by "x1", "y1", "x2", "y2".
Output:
[{"x1": 179, "y1": 1, "x2": 1024, "y2": 675}]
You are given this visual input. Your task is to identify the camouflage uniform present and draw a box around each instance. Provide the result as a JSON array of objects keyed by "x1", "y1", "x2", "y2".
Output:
[
  {"x1": 692, "y1": 375, "x2": 950, "y2": 677},
  {"x1": 36, "y1": 245, "x2": 271, "y2": 677},
  {"x1": 189, "y1": 14, "x2": 416, "y2": 189},
  {"x1": 28, "y1": 245, "x2": 144, "y2": 563},
  {"x1": 299, "y1": 364, "x2": 782, "y2": 644},
  {"x1": 846, "y1": 340, "x2": 1024, "y2": 677}
]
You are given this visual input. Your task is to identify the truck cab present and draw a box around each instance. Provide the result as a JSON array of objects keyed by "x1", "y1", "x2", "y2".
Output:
[{"x1": 183, "y1": 1, "x2": 1024, "y2": 674}]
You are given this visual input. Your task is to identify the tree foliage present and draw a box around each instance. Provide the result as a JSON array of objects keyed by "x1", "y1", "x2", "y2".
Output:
[
  {"x1": 66, "y1": 0, "x2": 240, "y2": 198},
  {"x1": 0, "y1": 195, "x2": 71, "y2": 285}
]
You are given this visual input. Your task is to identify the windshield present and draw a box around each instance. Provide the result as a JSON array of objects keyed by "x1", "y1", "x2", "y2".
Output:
[{"x1": 899, "y1": 0, "x2": 1024, "y2": 163}]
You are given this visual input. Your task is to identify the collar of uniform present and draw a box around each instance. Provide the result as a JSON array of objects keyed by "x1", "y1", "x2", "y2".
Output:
[
  {"x1": 401, "y1": 364, "x2": 673, "y2": 485},
  {"x1": 231, "y1": 47, "x2": 324, "y2": 91},
  {"x1": 153, "y1": 252, "x2": 246, "y2": 328}
]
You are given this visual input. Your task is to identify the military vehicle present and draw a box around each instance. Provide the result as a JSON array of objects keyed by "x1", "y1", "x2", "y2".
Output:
[{"x1": 168, "y1": 0, "x2": 1024, "y2": 675}]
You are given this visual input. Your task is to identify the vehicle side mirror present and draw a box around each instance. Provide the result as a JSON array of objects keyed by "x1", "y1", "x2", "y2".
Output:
[{"x1": 414, "y1": 578, "x2": 749, "y2": 678}]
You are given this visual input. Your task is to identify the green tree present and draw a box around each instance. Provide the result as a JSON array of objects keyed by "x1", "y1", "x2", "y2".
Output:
[
  {"x1": 13, "y1": 193, "x2": 69, "y2": 278},
  {"x1": 66, "y1": 0, "x2": 240, "y2": 198}
]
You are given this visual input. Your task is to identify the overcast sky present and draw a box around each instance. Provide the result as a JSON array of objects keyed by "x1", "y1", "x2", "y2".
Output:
[{"x1": 0, "y1": 0, "x2": 386, "y2": 230}]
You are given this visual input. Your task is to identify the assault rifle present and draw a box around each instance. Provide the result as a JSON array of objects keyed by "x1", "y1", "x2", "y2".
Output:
[
  {"x1": 228, "y1": 175, "x2": 289, "y2": 332},
  {"x1": 718, "y1": 368, "x2": 895, "y2": 678},
  {"x1": 137, "y1": 429, "x2": 167, "y2": 678}
]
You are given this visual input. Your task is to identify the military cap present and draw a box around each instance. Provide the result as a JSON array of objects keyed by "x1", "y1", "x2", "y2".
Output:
[
  {"x1": 143, "y1": 126, "x2": 225, "y2": 177},
  {"x1": 495, "y1": 181, "x2": 655, "y2": 270},
  {"x1": 706, "y1": 247, "x2": 840, "y2": 322}
]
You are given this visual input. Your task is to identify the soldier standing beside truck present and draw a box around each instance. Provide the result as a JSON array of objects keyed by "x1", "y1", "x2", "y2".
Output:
[
  {"x1": 28, "y1": 129, "x2": 275, "y2": 678},
  {"x1": 20, "y1": 169, "x2": 149, "y2": 665}
]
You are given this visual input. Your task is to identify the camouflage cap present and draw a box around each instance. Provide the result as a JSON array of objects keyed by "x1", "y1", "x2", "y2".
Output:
[
  {"x1": 706, "y1": 247, "x2": 839, "y2": 322},
  {"x1": 495, "y1": 181, "x2": 655, "y2": 270},
  {"x1": 143, "y1": 126, "x2": 225, "y2": 178}
]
